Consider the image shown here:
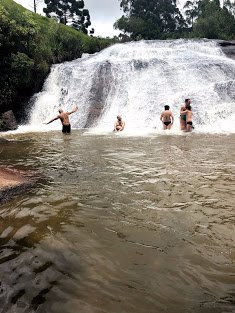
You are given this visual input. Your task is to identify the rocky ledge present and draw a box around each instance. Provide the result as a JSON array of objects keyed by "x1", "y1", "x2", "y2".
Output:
[
  {"x1": 0, "y1": 167, "x2": 38, "y2": 204},
  {"x1": 218, "y1": 40, "x2": 235, "y2": 60},
  {"x1": 0, "y1": 110, "x2": 18, "y2": 132}
]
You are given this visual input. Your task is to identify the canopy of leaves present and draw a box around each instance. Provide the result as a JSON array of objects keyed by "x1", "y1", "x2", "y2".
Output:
[
  {"x1": 115, "y1": 0, "x2": 235, "y2": 40},
  {"x1": 115, "y1": 0, "x2": 186, "y2": 40},
  {"x1": 43, "y1": 0, "x2": 91, "y2": 34},
  {"x1": 184, "y1": 0, "x2": 235, "y2": 39}
]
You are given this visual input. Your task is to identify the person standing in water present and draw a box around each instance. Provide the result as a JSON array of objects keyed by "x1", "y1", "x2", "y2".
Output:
[
  {"x1": 160, "y1": 105, "x2": 174, "y2": 130},
  {"x1": 114, "y1": 115, "x2": 125, "y2": 132},
  {"x1": 44, "y1": 106, "x2": 78, "y2": 133},
  {"x1": 180, "y1": 99, "x2": 191, "y2": 130},
  {"x1": 184, "y1": 105, "x2": 193, "y2": 132}
]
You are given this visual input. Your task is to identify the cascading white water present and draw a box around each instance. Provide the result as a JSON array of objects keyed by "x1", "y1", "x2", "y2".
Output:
[{"x1": 29, "y1": 39, "x2": 235, "y2": 133}]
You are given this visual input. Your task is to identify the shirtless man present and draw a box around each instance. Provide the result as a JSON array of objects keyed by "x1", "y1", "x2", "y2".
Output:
[
  {"x1": 45, "y1": 106, "x2": 78, "y2": 133},
  {"x1": 114, "y1": 115, "x2": 125, "y2": 132},
  {"x1": 180, "y1": 99, "x2": 191, "y2": 130},
  {"x1": 184, "y1": 105, "x2": 193, "y2": 132},
  {"x1": 160, "y1": 105, "x2": 174, "y2": 130}
]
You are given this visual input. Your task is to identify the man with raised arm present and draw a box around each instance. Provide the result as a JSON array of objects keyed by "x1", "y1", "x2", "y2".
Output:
[
  {"x1": 44, "y1": 106, "x2": 78, "y2": 133},
  {"x1": 160, "y1": 105, "x2": 174, "y2": 130}
]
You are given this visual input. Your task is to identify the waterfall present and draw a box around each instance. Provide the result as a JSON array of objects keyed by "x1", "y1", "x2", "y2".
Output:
[{"x1": 29, "y1": 39, "x2": 235, "y2": 133}]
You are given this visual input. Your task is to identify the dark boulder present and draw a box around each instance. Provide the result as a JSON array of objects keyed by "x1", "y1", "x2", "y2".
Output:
[
  {"x1": 0, "y1": 110, "x2": 18, "y2": 132},
  {"x1": 218, "y1": 40, "x2": 235, "y2": 60}
]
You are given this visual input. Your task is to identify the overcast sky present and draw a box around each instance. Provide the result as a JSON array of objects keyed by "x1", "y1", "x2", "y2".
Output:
[
  {"x1": 14, "y1": 0, "x2": 122, "y2": 37},
  {"x1": 14, "y1": 0, "x2": 188, "y2": 37}
]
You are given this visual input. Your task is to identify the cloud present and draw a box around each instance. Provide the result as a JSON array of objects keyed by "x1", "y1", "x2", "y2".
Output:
[{"x1": 85, "y1": 0, "x2": 121, "y2": 36}]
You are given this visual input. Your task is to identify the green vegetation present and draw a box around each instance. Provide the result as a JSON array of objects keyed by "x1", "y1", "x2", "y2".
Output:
[
  {"x1": 115, "y1": 0, "x2": 235, "y2": 40},
  {"x1": 43, "y1": 0, "x2": 91, "y2": 34},
  {"x1": 0, "y1": 0, "x2": 113, "y2": 119},
  {"x1": 188, "y1": 0, "x2": 235, "y2": 39},
  {"x1": 115, "y1": 0, "x2": 186, "y2": 40}
]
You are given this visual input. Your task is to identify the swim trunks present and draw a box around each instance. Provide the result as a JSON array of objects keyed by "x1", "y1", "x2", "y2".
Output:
[
  {"x1": 164, "y1": 121, "x2": 171, "y2": 126},
  {"x1": 62, "y1": 124, "x2": 71, "y2": 133},
  {"x1": 180, "y1": 114, "x2": 186, "y2": 121},
  {"x1": 187, "y1": 121, "x2": 193, "y2": 126}
]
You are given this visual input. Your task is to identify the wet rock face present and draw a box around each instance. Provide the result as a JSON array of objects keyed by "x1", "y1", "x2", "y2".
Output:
[
  {"x1": 0, "y1": 110, "x2": 18, "y2": 132},
  {"x1": 85, "y1": 61, "x2": 113, "y2": 128},
  {"x1": 218, "y1": 40, "x2": 235, "y2": 60}
]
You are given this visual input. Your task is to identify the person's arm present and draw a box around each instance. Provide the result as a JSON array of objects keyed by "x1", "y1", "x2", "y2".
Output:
[
  {"x1": 44, "y1": 115, "x2": 59, "y2": 125},
  {"x1": 67, "y1": 105, "x2": 78, "y2": 115},
  {"x1": 120, "y1": 122, "x2": 125, "y2": 131},
  {"x1": 170, "y1": 112, "x2": 174, "y2": 124},
  {"x1": 160, "y1": 112, "x2": 163, "y2": 122},
  {"x1": 184, "y1": 110, "x2": 189, "y2": 120},
  {"x1": 180, "y1": 106, "x2": 186, "y2": 115}
]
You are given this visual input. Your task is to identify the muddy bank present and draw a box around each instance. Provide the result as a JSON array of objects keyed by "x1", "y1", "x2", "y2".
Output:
[{"x1": 0, "y1": 167, "x2": 38, "y2": 204}]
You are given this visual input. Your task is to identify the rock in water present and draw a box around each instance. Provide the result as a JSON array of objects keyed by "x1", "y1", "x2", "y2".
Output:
[
  {"x1": 218, "y1": 40, "x2": 235, "y2": 60},
  {"x1": 0, "y1": 167, "x2": 39, "y2": 204},
  {"x1": 0, "y1": 138, "x2": 9, "y2": 143},
  {"x1": 0, "y1": 110, "x2": 18, "y2": 131}
]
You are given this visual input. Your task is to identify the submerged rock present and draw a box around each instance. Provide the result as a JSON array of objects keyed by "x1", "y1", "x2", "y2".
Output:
[
  {"x1": 218, "y1": 40, "x2": 235, "y2": 60},
  {"x1": 0, "y1": 167, "x2": 38, "y2": 204},
  {"x1": 0, "y1": 138, "x2": 9, "y2": 143},
  {"x1": 0, "y1": 110, "x2": 18, "y2": 132}
]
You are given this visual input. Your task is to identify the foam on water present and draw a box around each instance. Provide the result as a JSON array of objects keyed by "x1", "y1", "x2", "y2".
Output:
[{"x1": 25, "y1": 39, "x2": 235, "y2": 135}]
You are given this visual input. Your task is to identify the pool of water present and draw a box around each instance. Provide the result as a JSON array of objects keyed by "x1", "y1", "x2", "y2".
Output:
[{"x1": 0, "y1": 131, "x2": 234, "y2": 313}]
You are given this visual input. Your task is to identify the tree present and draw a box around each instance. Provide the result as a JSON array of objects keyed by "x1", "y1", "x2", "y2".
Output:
[
  {"x1": 43, "y1": 0, "x2": 91, "y2": 33},
  {"x1": 33, "y1": 0, "x2": 42, "y2": 13},
  {"x1": 114, "y1": 0, "x2": 186, "y2": 40},
  {"x1": 89, "y1": 28, "x2": 94, "y2": 35},
  {"x1": 192, "y1": 0, "x2": 235, "y2": 39},
  {"x1": 183, "y1": 0, "x2": 200, "y2": 27},
  {"x1": 223, "y1": 0, "x2": 235, "y2": 16}
]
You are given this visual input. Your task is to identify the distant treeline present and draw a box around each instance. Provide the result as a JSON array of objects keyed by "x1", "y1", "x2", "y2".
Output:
[
  {"x1": 115, "y1": 0, "x2": 235, "y2": 41},
  {"x1": 0, "y1": 0, "x2": 115, "y2": 119}
]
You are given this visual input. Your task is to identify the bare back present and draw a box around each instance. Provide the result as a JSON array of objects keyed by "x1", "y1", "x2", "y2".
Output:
[
  {"x1": 161, "y1": 110, "x2": 173, "y2": 122},
  {"x1": 59, "y1": 112, "x2": 70, "y2": 125}
]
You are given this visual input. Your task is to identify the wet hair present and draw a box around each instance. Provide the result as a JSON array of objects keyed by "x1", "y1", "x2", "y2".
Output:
[
  {"x1": 185, "y1": 98, "x2": 190, "y2": 104},
  {"x1": 58, "y1": 109, "x2": 63, "y2": 114},
  {"x1": 117, "y1": 115, "x2": 122, "y2": 120},
  {"x1": 186, "y1": 105, "x2": 192, "y2": 111},
  {"x1": 164, "y1": 105, "x2": 170, "y2": 110}
]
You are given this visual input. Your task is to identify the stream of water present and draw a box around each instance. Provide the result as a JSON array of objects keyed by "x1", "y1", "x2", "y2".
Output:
[
  {"x1": 0, "y1": 131, "x2": 234, "y2": 313},
  {"x1": 0, "y1": 39, "x2": 235, "y2": 312}
]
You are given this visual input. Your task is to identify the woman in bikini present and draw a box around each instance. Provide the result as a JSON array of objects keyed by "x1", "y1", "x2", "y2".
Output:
[{"x1": 160, "y1": 105, "x2": 174, "y2": 130}]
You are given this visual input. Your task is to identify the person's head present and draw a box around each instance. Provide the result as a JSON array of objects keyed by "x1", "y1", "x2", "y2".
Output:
[
  {"x1": 117, "y1": 115, "x2": 122, "y2": 121},
  {"x1": 58, "y1": 109, "x2": 63, "y2": 114},
  {"x1": 164, "y1": 105, "x2": 170, "y2": 111},
  {"x1": 185, "y1": 99, "x2": 191, "y2": 106},
  {"x1": 186, "y1": 105, "x2": 192, "y2": 111}
]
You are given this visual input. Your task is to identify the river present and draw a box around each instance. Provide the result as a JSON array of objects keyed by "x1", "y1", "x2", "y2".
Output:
[{"x1": 0, "y1": 131, "x2": 234, "y2": 313}]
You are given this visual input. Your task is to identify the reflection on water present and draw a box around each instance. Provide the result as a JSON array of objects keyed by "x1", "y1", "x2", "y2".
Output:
[{"x1": 0, "y1": 131, "x2": 234, "y2": 313}]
